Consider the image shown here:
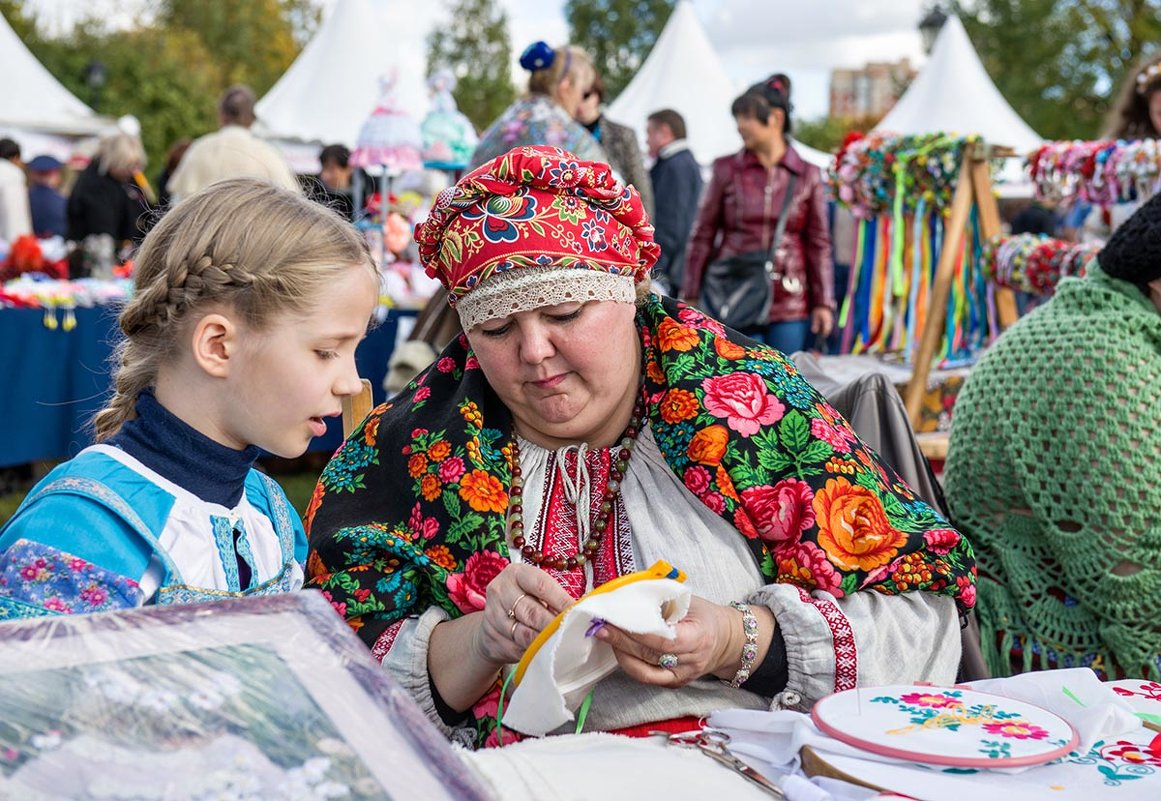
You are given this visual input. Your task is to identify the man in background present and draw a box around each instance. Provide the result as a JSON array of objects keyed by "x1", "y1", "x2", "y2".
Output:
[
  {"x1": 645, "y1": 109, "x2": 702, "y2": 295},
  {"x1": 309, "y1": 143, "x2": 356, "y2": 221},
  {"x1": 0, "y1": 138, "x2": 31, "y2": 242},
  {"x1": 167, "y1": 85, "x2": 299, "y2": 203}
]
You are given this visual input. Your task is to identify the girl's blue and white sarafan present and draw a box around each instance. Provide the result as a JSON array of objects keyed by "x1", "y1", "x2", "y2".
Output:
[{"x1": 0, "y1": 445, "x2": 305, "y2": 620}]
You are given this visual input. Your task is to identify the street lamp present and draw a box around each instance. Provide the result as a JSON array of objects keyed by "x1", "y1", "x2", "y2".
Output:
[
  {"x1": 918, "y1": 5, "x2": 949, "y2": 55},
  {"x1": 83, "y1": 59, "x2": 107, "y2": 112}
]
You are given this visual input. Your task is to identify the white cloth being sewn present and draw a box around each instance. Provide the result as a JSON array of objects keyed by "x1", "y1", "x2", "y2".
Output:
[{"x1": 502, "y1": 577, "x2": 691, "y2": 735}]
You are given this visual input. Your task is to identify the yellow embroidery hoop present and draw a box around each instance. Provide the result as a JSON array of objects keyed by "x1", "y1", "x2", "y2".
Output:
[{"x1": 511, "y1": 560, "x2": 687, "y2": 687}]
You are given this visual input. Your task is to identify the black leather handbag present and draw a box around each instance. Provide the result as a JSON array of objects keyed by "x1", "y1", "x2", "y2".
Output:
[{"x1": 699, "y1": 174, "x2": 798, "y2": 330}]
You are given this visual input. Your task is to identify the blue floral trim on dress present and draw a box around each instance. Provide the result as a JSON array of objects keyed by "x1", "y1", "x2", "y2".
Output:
[
  {"x1": 23, "y1": 477, "x2": 156, "y2": 543},
  {"x1": 211, "y1": 516, "x2": 242, "y2": 592},
  {"x1": 233, "y1": 520, "x2": 257, "y2": 591},
  {"x1": 157, "y1": 564, "x2": 299, "y2": 606},
  {"x1": 0, "y1": 539, "x2": 142, "y2": 616},
  {"x1": 256, "y1": 472, "x2": 296, "y2": 558}
]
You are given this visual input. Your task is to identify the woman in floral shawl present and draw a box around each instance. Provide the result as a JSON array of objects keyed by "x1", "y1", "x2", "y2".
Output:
[{"x1": 306, "y1": 145, "x2": 976, "y2": 749}]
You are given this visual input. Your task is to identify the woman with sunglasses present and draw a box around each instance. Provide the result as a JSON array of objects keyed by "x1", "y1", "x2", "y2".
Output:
[{"x1": 575, "y1": 71, "x2": 654, "y2": 218}]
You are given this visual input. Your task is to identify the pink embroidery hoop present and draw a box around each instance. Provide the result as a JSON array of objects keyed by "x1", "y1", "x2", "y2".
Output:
[{"x1": 811, "y1": 685, "x2": 1079, "y2": 768}]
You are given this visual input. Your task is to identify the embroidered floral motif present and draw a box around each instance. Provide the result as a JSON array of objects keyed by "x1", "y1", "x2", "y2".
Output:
[
  {"x1": 0, "y1": 540, "x2": 141, "y2": 615},
  {"x1": 981, "y1": 721, "x2": 1050, "y2": 740}
]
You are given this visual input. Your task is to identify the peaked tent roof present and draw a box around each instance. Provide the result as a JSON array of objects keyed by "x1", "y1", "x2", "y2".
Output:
[
  {"x1": 607, "y1": 1, "x2": 739, "y2": 164},
  {"x1": 608, "y1": 1, "x2": 831, "y2": 169},
  {"x1": 255, "y1": 0, "x2": 427, "y2": 148},
  {"x1": 874, "y1": 15, "x2": 1041, "y2": 154},
  {"x1": 0, "y1": 11, "x2": 108, "y2": 135}
]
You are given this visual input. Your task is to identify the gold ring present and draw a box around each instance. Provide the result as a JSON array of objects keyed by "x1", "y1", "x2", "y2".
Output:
[
  {"x1": 510, "y1": 620, "x2": 520, "y2": 640},
  {"x1": 508, "y1": 592, "x2": 529, "y2": 620}
]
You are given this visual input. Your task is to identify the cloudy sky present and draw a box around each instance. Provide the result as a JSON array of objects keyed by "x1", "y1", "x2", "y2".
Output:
[{"x1": 24, "y1": 0, "x2": 933, "y2": 120}]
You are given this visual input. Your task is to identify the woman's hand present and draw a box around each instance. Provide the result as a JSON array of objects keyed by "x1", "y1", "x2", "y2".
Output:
[
  {"x1": 471, "y1": 563, "x2": 574, "y2": 667},
  {"x1": 810, "y1": 306, "x2": 834, "y2": 339},
  {"x1": 594, "y1": 596, "x2": 766, "y2": 688}
]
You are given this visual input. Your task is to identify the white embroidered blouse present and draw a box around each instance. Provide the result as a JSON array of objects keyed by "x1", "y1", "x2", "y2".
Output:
[{"x1": 379, "y1": 424, "x2": 961, "y2": 737}]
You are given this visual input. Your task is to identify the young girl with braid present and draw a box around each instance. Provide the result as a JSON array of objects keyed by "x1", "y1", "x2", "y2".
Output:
[{"x1": 0, "y1": 179, "x2": 379, "y2": 619}]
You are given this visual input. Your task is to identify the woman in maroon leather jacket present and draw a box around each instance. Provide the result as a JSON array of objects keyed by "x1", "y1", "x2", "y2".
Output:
[{"x1": 681, "y1": 79, "x2": 835, "y2": 353}]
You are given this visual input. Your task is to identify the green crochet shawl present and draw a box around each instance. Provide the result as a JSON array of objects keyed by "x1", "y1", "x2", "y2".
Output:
[{"x1": 945, "y1": 262, "x2": 1161, "y2": 679}]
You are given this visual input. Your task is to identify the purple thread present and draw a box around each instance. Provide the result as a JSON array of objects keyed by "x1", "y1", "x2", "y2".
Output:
[{"x1": 585, "y1": 618, "x2": 607, "y2": 637}]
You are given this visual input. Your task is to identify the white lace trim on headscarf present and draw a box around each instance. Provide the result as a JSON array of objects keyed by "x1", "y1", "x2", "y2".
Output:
[{"x1": 456, "y1": 268, "x2": 635, "y2": 330}]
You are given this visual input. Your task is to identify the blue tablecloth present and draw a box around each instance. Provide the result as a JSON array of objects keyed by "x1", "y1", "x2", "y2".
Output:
[{"x1": 0, "y1": 306, "x2": 416, "y2": 467}]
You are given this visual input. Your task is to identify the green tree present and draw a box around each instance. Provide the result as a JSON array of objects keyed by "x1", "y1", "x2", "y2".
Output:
[
  {"x1": 565, "y1": 0, "x2": 675, "y2": 98},
  {"x1": 426, "y1": 0, "x2": 516, "y2": 131},
  {"x1": 0, "y1": 0, "x2": 36, "y2": 43},
  {"x1": 954, "y1": 0, "x2": 1161, "y2": 140},
  {"x1": 155, "y1": 0, "x2": 319, "y2": 94},
  {"x1": 795, "y1": 115, "x2": 882, "y2": 155},
  {"x1": 4, "y1": 0, "x2": 317, "y2": 170},
  {"x1": 5, "y1": 12, "x2": 221, "y2": 171}
]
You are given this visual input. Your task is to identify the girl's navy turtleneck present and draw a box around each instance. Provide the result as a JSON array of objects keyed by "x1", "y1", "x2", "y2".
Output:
[{"x1": 106, "y1": 390, "x2": 261, "y2": 508}]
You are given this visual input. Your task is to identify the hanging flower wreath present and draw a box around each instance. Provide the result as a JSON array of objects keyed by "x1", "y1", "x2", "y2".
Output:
[
  {"x1": 1029, "y1": 139, "x2": 1161, "y2": 206},
  {"x1": 980, "y1": 233, "x2": 1100, "y2": 296},
  {"x1": 829, "y1": 132, "x2": 979, "y2": 219}
]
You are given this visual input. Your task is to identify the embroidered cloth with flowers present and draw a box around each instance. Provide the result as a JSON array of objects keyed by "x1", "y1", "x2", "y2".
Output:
[{"x1": 305, "y1": 145, "x2": 977, "y2": 750}]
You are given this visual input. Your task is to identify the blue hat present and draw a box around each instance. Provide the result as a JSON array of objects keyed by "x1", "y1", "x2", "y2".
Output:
[
  {"x1": 519, "y1": 41, "x2": 556, "y2": 72},
  {"x1": 27, "y1": 155, "x2": 62, "y2": 172}
]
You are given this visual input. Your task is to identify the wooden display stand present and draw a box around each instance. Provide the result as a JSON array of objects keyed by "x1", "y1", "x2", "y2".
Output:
[{"x1": 903, "y1": 142, "x2": 1020, "y2": 443}]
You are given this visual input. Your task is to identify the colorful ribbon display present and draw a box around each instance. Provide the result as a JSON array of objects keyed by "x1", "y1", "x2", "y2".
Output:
[
  {"x1": 981, "y1": 234, "x2": 1099, "y2": 297},
  {"x1": 1029, "y1": 139, "x2": 1161, "y2": 206},
  {"x1": 829, "y1": 132, "x2": 994, "y2": 365}
]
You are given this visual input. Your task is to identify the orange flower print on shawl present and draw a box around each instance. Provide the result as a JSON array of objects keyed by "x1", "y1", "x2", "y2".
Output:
[{"x1": 813, "y1": 477, "x2": 907, "y2": 571}]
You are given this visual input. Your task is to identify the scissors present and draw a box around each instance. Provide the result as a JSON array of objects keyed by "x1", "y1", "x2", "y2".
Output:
[{"x1": 660, "y1": 729, "x2": 786, "y2": 798}]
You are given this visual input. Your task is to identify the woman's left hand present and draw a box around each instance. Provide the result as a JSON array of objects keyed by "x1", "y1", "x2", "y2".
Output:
[
  {"x1": 810, "y1": 306, "x2": 834, "y2": 338},
  {"x1": 593, "y1": 595, "x2": 743, "y2": 688}
]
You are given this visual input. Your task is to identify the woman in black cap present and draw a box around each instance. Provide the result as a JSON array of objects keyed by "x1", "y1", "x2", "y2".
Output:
[{"x1": 944, "y1": 190, "x2": 1161, "y2": 682}]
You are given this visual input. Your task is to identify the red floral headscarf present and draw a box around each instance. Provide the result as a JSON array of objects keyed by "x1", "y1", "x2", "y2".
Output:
[{"x1": 414, "y1": 145, "x2": 661, "y2": 306}]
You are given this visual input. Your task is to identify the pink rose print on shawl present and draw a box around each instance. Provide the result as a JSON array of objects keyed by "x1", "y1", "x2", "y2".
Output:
[
  {"x1": 473, "y1": 686, "x2": 527, "y2": 748},
  {"x1": 956, "y1": 574, "x2": 977, "y2": 608},
  {"x1": 678, "y1": 306, "x2": 726, "y2": 336},
  {"x1": 775, "y1": 541, "x2": 841, "y2": 594},
  {"x1": 683, "y1": 466, "x2": 712, "y2": 496},
  {"x1": 407, "y1": 503, "x2": 441, "y2": 541},
  {"x1": 740, "y1": 479, "x2": 816, "y2": 544},
  {"x1": 446, "y1": 551, "x2": 509, "y2": 613},
  {"x1": 923, "y1": 529, "x2": 961, "y2": 555},
  {"x1": 701, "y1": 373, "x2": 786, "y2": 437},
  {"x1": 320, "y1": 590, "x2": 347, "y2": 617},
  {"x1": 810, "y1": 418, "x2": 857, "y2": 453},
  {"x1": 438, "y1": 456, "x2": 467, "y2": 484}
]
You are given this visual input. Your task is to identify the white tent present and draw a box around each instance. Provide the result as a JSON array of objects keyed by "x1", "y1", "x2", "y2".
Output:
[
  {"x1": 0, "y1": 11, "x2": 111, "y2": 157},
  {"x1": 874, "y1": 15, "x2": 1042, "y2": 155},
  {"x1": 255, "y1": 0, "x2": 428, "y2": 162},
  {"x1": 608, "y1": 1, "x2": 831, "y2": 169},
  {"x1": 607, "y1": 1, "x2": 738, "y2": 164}
]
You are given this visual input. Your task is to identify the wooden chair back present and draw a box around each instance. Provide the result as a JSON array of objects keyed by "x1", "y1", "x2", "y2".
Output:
[{"x1": 341, "y1": 378, "x2": 374, "y2": 439}]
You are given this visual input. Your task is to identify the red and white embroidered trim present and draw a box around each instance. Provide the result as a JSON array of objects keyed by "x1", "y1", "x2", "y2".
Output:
[
  {"x1": 797, "y1": 587, "x2": 858, "y2": 692},
  {"x1": 371, "y1": 619, "x2": 406, "y2": 663}
]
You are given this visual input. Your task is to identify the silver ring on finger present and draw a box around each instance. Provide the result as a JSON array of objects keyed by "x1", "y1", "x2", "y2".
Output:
[
  {"x1": 658, "y1": 652, "x2": 679, "y2": 670},
  {"x1": 508, "y1": 592, "x2": 529, "y2": 620},
  {"x1": 510, "y1": 620, "x2": 520, "y2": 640}
]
